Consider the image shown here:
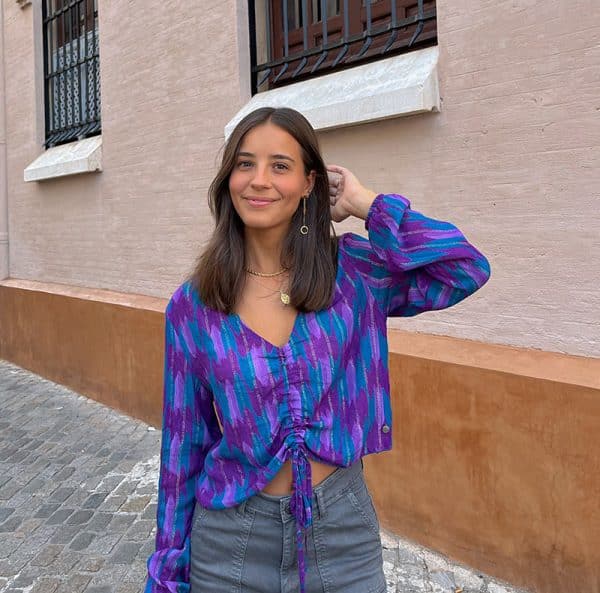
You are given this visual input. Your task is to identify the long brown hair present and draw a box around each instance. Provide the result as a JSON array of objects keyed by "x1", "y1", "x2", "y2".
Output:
[{"x1": 187, "y1": 107, "x2": 338, "y2": 314}]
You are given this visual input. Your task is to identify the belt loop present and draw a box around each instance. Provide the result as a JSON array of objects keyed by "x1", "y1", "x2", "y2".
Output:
[
  {"x1": 237, "y1": 498, "x2": 248, "y2": 517},
  {"x1": 280, "y1": 497, "x2": 291, "y2": 521}
]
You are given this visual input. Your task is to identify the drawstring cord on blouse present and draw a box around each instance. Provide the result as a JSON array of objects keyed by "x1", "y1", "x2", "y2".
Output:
[{"x1": 289, "y1": 446, "x2": 313, "y2": 593}]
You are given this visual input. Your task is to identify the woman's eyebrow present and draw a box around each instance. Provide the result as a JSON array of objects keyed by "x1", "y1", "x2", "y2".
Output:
[{"x1": 238, "y1": 151, "x2": 295, "y2": 163}]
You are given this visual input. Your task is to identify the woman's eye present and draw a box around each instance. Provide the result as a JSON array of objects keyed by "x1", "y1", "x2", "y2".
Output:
[
  {"x1": 274, "y1": 163, "x2": 288, "y2": 171},
  {"x1": 237, "y1": 161, "x2": 253, "y2": 168}
]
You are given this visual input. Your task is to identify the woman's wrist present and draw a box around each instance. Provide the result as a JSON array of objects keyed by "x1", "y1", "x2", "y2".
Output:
[{"x1": 348, "y1": 189, "x2": 379, "y2": 220}]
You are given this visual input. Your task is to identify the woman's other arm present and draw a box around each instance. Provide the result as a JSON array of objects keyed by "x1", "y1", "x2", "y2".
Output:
[{"x1": 145, "y1": 293, "x2": 221, "y2": 593}]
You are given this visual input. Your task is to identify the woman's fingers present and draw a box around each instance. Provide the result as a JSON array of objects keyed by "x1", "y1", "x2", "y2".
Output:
[
  {"x1": 326, "y1": 164, "x2": 344, "y2": 181},
  {"x1": 326, "y1": 164, "x2": 346, "y2": 175},
  {"x1": 327, "y1": 164, "x2": 351, "y2": 192},
  {"x1": 327, "y1": 173, "x2": 342, "y2": 190},
  {"x1": 328, "y1": 170, "x2": 344, "y2": 193},
  {"x1": 326, "y1": 164, "x2": 347, "y2": 218}
]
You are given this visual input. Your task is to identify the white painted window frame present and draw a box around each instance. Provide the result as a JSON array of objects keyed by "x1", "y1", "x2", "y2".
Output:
[{"x1": 23, "y1": 0, "x2": 102, "y2": 182}]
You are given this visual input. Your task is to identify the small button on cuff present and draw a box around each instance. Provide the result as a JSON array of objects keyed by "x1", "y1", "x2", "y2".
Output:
[{"x1": 381, "y1": 424, "x2": 390, "y2": 433}]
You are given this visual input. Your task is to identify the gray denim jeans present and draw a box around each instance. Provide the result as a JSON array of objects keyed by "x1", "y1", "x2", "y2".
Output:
[{"x1": 190, "y1": 458, "x2": 386, "y2": 593}]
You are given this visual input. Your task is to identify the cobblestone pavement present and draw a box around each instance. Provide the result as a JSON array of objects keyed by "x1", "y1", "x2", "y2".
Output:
[{"x1": 0, "y1": 360, "x2": 529, "y2": 593}]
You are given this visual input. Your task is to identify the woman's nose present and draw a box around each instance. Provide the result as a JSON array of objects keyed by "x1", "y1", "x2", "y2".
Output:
[{"x1": 250, "y1": 164, "x2": 271, "y2": 188}]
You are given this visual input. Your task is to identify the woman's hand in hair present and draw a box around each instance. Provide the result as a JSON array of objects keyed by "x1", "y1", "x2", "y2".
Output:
[{"x1": 326, "y1": 165, "x2": 378, "y2": 223}]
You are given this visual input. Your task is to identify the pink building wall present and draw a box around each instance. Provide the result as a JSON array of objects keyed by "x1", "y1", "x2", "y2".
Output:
[{"x1": 2, "y1": 0, "x2": 599, "y2": 357}]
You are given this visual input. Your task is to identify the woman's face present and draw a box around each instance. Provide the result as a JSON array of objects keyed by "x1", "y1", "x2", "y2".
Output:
[{"x1": 228, "y1": 121, "x2": 315, "y2": 236}]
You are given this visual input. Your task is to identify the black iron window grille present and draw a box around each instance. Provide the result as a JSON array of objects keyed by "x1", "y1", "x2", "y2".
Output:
[
  {"x1": 249, "y1": 0, "x2": 437, "y2": 94},
  {"x1": 42, "y1": 0, "x2": 101, "y2": 148}
]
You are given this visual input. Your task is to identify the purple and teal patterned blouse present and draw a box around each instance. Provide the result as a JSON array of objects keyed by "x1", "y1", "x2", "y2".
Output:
[{"x1": 145, "y1": 193, "x2": 491, "y2": 593}]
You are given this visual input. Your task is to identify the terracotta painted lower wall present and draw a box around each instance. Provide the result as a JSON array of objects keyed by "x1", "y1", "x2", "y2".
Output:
[
  {"x1": 0, "y1": 279, "x2": 166, "y2": 426},
  {"x1": 1, "y1": 279, "x2": 598, "y2": 593},
  {"x1": 365, "y1": 339, "x2": 599, "y2": 593}
]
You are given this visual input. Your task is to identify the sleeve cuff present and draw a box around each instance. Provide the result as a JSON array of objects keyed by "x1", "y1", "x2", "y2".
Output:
[
  {"x1": 364, "y1": 193, "x2": 386, "y2": 231},
  {"x1": 364, "y1": 193, "x2": 411, "y2": 231}
]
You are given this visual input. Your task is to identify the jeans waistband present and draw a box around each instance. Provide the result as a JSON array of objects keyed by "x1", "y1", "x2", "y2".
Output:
[{"x1": 238, "y1": 458, "x2": 364, "y2": 523}]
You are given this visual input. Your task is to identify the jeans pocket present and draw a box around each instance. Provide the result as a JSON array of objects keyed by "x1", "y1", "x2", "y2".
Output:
[
  {"x1": 313, "y1": 485, "x2": 385, "y2": 593},
  {"x1": 346, "y1": 480, "x2": 381, "y2": 536},
  {"x1": 190, "y1": 503, "x2": 255, "y2": 593}
]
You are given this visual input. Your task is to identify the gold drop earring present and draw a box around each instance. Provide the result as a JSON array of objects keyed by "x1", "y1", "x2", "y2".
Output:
[{"x1": 300, "y1": 194, "x2": 309, "y2": 235}]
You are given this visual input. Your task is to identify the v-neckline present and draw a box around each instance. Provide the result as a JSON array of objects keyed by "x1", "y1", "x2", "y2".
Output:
[
  {"x1": 232, "y1": 309, "x2": 302, "y2": 351},
  {"x1": 229, "y1": 239, "x2": 343, "y2": 351}
]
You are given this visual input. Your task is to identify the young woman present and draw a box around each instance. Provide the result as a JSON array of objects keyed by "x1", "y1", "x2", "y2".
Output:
[{"x1": 144, "y1": 107, "x2": 491, "y2": 593}]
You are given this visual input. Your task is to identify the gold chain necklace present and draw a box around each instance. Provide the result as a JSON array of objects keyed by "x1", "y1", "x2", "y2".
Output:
[
  {"x1": 244, "y1": 267, "x2": 287, "y2": 278},
  {"x1": 246, "y1": 273, "x2": 290, "y2": 306}
]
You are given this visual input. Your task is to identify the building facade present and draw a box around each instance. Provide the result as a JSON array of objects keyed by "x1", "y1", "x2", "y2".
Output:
[{"x1": 1, "y1": 2, "x2": 599, "y2": 592}]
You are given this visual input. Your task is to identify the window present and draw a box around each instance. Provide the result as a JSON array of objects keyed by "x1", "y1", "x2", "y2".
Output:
[
  {"x1": 250, "y1": 0, "x2": 437, "y2": 93},
  {"x1": 42, "y1": 0, "x2": 101, "y2": 148}
]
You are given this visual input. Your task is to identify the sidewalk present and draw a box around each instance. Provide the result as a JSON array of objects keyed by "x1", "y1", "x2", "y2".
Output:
[{"x1": 0, "y1": 359, "x2": 528, "y2": 593}]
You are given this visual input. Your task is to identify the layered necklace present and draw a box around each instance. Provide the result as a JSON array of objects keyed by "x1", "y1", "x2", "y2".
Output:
[{"x1": 244, "y1": 266, "x2": 290, "y2": 305}]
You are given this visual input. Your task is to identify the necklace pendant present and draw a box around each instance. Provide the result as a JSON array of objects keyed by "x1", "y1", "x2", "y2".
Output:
[{"x1": 280, "y1": 291, "x2": 290, "y2": 306}]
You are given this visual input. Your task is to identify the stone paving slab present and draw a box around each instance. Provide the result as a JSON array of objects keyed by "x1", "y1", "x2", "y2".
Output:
[{"x1": 0, "y1": 359, "x2": 530, "y2": 593}]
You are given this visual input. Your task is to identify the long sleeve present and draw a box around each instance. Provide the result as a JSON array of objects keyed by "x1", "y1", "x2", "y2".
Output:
[
  {"x1": 346, "y1": 193, "x2": 491, "y2": 317},
  {"x1": 145, "y1": 297, "x2": 222, "y2": 593}
]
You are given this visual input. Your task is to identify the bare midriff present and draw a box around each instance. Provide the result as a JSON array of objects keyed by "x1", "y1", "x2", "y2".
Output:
[{"x1": 260, "y1": 458, "x2": 338, "y2": 495}]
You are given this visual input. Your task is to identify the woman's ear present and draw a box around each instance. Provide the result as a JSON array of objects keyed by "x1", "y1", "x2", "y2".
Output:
[{"x1": 305, "y1": 170, "x2": 316, "y2": 195}]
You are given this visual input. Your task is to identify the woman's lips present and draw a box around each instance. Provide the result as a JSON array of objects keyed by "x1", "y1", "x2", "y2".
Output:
[{"x1": 244, "y1": 197, "x2": 277, "y2": 207}]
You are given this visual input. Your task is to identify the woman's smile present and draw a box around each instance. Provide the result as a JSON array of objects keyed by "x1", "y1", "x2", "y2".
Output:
[{"x1": 243, "y1": 196, "x2": 280, "y2": 208}]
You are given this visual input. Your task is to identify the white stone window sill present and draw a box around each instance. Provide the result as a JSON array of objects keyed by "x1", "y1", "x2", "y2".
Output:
[
  {"x1": 24, "y1": 136, "x2": 103, "y2": 182},
  {"x1": 225, "y1": 46, "x2": 439, "y2": 140}
]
